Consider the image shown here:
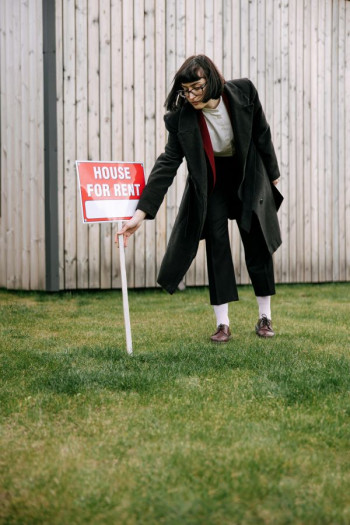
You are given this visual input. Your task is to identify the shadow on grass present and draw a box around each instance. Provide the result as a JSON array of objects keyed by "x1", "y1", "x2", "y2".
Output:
[{"x1": 2, "y1": 342, "x2": 349, "y2": 407}]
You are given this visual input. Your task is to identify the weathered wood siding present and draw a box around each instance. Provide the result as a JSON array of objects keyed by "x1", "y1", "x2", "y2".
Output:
[
  {"x1": 1, "y1": 0, "x2": 349, "y2": 290},
  {"x1": 0, "y1": 0, "x2": 46, "y2": 290}
]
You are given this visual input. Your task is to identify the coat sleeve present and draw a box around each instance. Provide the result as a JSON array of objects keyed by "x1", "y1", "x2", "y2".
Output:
[
  {"x1": 136, "y1": 114, "x2": 184, "y2": 219},
  {"x1": 250, "y1": 80, "x2": 281, "y2": 183}
]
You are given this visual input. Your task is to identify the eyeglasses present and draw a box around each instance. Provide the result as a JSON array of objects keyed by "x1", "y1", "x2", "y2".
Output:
[{"x1": 178, "y1": 80, "x2": 207, "y2": 99}]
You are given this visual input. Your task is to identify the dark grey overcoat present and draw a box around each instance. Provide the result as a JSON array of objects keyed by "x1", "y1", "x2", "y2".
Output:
[{"x1": 137, "y1": 78, "x2": 283, "y2": 294}]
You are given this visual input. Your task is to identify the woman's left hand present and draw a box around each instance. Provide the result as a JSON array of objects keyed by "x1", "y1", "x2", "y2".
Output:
[{"x1": 272, "y1": 178, "x2": 280, "y2": 186}]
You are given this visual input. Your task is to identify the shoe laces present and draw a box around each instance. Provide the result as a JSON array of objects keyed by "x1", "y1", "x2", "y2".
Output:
[
  {"x1": 259, "y1": 315, "x2": 271, "y2": 328},
  {"x1": 217, "y1": 324, "x2": 228, "y2": 333}
]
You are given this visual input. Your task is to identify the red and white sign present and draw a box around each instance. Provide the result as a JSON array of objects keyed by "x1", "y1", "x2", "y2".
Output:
[{"x1": 76, "y1": 161, "x2": 145, "y2": 223}]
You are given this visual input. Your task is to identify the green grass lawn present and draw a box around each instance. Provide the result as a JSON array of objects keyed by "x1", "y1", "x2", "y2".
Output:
[{"x1": 1, "y1": 283, "x2": 349, "y2": 524}]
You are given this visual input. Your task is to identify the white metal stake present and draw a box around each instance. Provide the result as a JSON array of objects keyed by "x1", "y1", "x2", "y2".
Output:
[{"x1": 118, "y1": 221, "x2": 133, "y2": 355}]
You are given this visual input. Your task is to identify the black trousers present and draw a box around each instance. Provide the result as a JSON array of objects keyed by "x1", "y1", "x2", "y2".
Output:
[{"x1": 203, "y1": 156, "x2": 276, "y2": 305}]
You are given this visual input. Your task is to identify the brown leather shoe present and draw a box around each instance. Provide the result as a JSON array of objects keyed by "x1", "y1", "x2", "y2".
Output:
[
  {"x1": 210, "y1": 324, "x2": 231, "y2": 343},
  {"x1": 255, "y1": 315, "x2": 275, "y2": 337}
]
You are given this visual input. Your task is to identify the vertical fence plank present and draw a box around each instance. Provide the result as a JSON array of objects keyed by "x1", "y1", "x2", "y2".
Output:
[
  {"x1": 223, "y1": 0, "x2": 236, "y2": 290},
  {"x1": 76, "y1": 0, "x2": 89, "y2": 289},
  {"x1": 0, "y1": 0, "x2": 7, "y2": 287},
  {"x1": 122, "y1": 0, "x2": 136, "y2": 287},
  {"x1": 144, "y1": 0, "x2": 156, "y2": 287},
  {"x1": 287, "y1": 0, "x2": 297, "y2": 284},
  {"x1": 55, "y1": 0, "x2": 65, "y2": 290},
  {"x1": 87, "y1": 0, "x2": 101, "y2": 288},
  {"x1": 154, "y1": 0, "x2": 167, "y2": 286},
  {"x1": 99, "y1": 0, "x2": 112, "y2": 289},
  {"x1": 303, "y1": 0, "x2": 311, "y2": 282},
  {"x1": 229, "y1": 0, "x2": 243, "y2": 289},
  {"x1": 213, "y1": 0, "x2": 223, "y2": 69},
  {"x1": 175, "y1": 0, "x2": 188, "y2": 289},
  {"x1": 184, "y1": 0, "x2": 195, "y2": 288},
  {"x1": 324, "y1": 0, "x2": 333, "y2": 281},
  {"x1": 257, "y1": 0, "x2": 266, "y2": 99},
  {"x1": 337, "y1": 1, "x2": 346, "y2": 281},
  {"x1": 193, "y1": 1, "x2": 208, "y2": 286},
  {"x1": 223, "y1": 0, "x2": 232, "y2": 78},
  {"x1": 184, "y1": 0, "x2": 197, "y2": 288},
  {"x1": 231, "y1": 0, "x2": 241, "y2": 78},
  {"x1": 272, "y1": 0, "x2": 282, "y2": 283},
  {"x1": 310, "y1": 0, "x2": 319, "y2": 281},
  {"x1": 239, "y1": 0, "x2": 250, "y2": 285},
  {"x1": 295, "y1": 0, "x2": 305, "y2": 282},
  {"x1": 317, "y1": 0, "x2": 326, "y2": 282},
  {"x1": 193, "y1": 0, "x2": 206, "y2": 284},
  {"x1": 36, "y1": 0, "x2": 46, "y2": 290},
  {"x1": 133, "y1": 0, "x2": 146, "y2": 288},
  {"x1": 331, "y1": 0, "x2": 339, "y2": 281},
  {"x1": 5, "y1": 1, "x2": 15, "y2": 288},
  {"x1": 111, "y1": 0, "x2": 123, "y2": 289},
  {"x1": 345, "y1": 2, "x2": 350, "y2": 282},
  {"x1": 186, "y1": 0, "x2": 195, "y2": 57},
  {"x1": 123, "y1": 0, "x2": 136, "y2": 287},
  {"x1": 165, "y1": 0, "x2": 177, "y2": 257},
  {"x1": 280, "y1": 0, "x2": 289, "y2": 283},
  {"x1": 13, "y1": 0, "x2": 22, "y2": 288},
  {"x1": 20, "y1": 0, "x2": 30, "y2": 289},
  {"x1": 28, "y1": 0, "x2": 45, "y2": 290},
  {"x1": 265, "y1": 0, "x2": 273, "y2": 121},
  {"x1": 174, "y1": 0, "x2": 189, "y2": 285},
  {"x1": 249, "y1": 0, "x2": 258, "y2": 86},
  {"x1": 204, "y1": 0, "x2": 214, "y2": 60},
  {"x1": 174, "y1": 0, "x2": 186, "y2": 267},
  {"x1": 27, "y1": 0, "x2": 45, "y2": 290},
  {"x1": 63, "y1": 0, "x2": 77, "y2": 288},
  {"x1": 195, "y1": 0, "x2": 205, "y2": 54},
  {"x1": 240, "y1": 0, "x2": 249, "y2": 78},
  {"x1": 193, "y1": 0, "x2": 207, "y2": 287}
]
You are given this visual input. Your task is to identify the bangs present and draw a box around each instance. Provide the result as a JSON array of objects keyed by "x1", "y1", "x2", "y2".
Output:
[{"x1": 177, "y1": 63, "x2": 203, "y2": 85}]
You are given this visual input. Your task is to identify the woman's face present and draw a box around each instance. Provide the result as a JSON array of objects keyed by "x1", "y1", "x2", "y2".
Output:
[{"x1": 180, "y1": 77, "x2": 219, "y2": 110}]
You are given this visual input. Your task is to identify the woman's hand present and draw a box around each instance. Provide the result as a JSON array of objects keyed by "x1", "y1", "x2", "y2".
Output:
[
  {"x1": 115, "y1": 210, "x2": 146, "y2": 248},
  {"x1": 272, "y1": 178, "x2": 280, "y2": 186}
]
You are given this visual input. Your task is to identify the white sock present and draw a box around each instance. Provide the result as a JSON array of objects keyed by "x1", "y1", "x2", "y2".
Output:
[
  {"x1": 256, "y1": 296, "x2": 271, "y2": 320},
  {"x1": 213, "y1": 303, "x2": 229, "y2": 327}
]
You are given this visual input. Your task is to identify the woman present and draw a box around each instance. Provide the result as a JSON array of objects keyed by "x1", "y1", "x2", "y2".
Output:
[{"x1": 116, "y1": 55, "x2": 283, "y2": 343}]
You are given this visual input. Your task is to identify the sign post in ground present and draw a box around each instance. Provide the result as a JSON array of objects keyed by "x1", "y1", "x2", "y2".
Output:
[{"x1": 76, "y1": 161, "x2": 145, "y2": 355}]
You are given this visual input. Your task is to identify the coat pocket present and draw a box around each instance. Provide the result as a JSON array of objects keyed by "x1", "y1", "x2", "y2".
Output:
[{"x1": 271, "y1": 183, "x2": 283, "y2": 211}]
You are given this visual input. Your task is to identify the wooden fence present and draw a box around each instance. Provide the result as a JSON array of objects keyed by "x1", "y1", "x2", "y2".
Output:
[
  {"x1": 0, "y1": 0, "x2": 46, "y2": 290},
  {"x1": 1, "y1": 0, "x2": 349, "y2": 290}
]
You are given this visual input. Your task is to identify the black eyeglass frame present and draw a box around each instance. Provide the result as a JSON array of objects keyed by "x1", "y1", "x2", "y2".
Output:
[{"x1": 177, "y1": 80, "x2": 208, "y2": 99}]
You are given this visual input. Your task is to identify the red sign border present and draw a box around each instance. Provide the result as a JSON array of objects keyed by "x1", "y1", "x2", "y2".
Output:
[{"x1": 76, "y1": 160, "x2": 145, "y2": 224}]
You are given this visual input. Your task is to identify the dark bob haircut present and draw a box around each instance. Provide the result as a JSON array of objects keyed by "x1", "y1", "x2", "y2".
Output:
[{"x1": 164, "y1": 55, "x2": 225, "y2": 112}]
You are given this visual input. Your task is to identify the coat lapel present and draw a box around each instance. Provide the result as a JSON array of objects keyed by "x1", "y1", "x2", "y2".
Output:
[
  {"x1": 176, "y1": 104, "x2": 209, "y2": 195},
  {"x1": 176, "y1": 102, "x2": 217, "y2": 189},
  {"x1": 223, "y1": 83, "x2": 254, "y2": 168}
]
